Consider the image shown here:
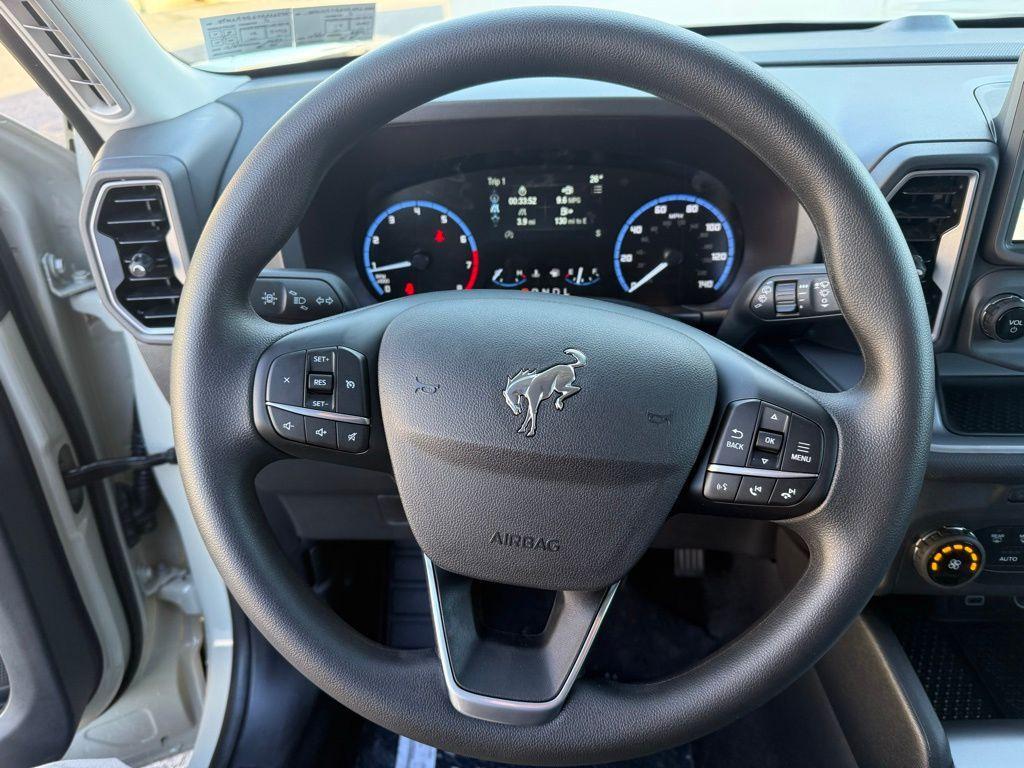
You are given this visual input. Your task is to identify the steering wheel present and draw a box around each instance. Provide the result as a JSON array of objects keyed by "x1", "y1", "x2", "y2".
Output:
[{"x1": 171, "y1": 8, "x2": 933, "y2": 764}]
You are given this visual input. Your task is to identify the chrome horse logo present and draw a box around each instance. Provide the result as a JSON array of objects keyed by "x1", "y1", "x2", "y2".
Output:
[{"x1": 503, "y1": 349, "x2": 586, "y2": 437}]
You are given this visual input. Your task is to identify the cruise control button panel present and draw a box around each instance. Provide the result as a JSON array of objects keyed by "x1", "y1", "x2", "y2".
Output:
[
  {"x1": 262, "y1": 346, "x2": 371, "y2": 454},
  {"x1": 700, "y1": 399, "x2": 832, "y2": 514}
]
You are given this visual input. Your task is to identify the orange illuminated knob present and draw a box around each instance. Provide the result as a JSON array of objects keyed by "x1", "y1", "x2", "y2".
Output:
[{"x1": 914, "y1": 527, "x2": 985, "y2": 588}]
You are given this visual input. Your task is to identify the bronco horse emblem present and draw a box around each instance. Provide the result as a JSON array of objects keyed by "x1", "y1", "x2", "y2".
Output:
[{"x1": 503, "y1": 349, "x2": 587, "y2": 437}]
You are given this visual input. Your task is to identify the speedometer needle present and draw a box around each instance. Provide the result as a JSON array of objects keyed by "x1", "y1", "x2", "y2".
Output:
[
  {"x1": 370, "y1": 260, "x2": 412, "y2": 273},
  {"x1": 628, "y1": 261, "x2": 669, "y2": 293}
]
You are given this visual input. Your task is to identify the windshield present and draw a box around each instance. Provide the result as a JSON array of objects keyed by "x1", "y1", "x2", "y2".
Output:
[{"x1": 130, "y1": 0, "x2": 1024, "y2": 73}]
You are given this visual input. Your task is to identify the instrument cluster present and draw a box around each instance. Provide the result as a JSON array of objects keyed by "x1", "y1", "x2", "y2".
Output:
[{"x1": 358, "y1": 163, "x2": 743, "y2": 307}]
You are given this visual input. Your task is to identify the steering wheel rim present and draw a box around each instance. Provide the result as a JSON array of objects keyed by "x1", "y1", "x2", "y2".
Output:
[{"x1": 171, "y1": 7, "x2": 933, "y2": 764}]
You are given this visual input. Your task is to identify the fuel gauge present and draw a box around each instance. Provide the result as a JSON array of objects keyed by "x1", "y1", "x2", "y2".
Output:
[{"x1": 565, "y1": 265, "x2": 601, "y2": 288}]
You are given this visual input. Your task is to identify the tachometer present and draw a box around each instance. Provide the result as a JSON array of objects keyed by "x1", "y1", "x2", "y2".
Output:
[
  {"x1": 363, "y1": 201, "x2": 479, "y2": 298},
  {"x1": 612, "y1": 194, "x2": 737, "y2": 305}
]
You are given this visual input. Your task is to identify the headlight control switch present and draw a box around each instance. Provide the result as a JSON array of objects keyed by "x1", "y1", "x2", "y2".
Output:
[{"x1": 914, "y1": 527, "x2": 985, "y2": 587}]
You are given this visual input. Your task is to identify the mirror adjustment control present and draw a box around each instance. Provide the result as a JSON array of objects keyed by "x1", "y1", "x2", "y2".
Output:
[
  {"x1": 710, "y1": 401, "x2": 759, "y2": 466},
  {"x1": 267, "y1": 351, "x2": 306, "y2": 406},
  {"x1": 268, "y1": 405, "x2": 303, "y2": 442}
]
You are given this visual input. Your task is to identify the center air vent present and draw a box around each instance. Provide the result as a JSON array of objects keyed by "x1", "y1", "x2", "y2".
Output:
[
  {"x1": 92, "y1": 181, "x2": 184, "y2": 332},
  {"x1": 887, "y1": 171, "x2": 976, "y2": 336}
]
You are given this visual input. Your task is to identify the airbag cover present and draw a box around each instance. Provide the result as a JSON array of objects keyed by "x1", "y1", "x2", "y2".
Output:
[{"x1": 378, "y1": 294, "x2": 716, "y2": 591}]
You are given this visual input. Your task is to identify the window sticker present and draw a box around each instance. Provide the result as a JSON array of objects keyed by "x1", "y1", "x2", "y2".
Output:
[
  {"x1": 200, "y1": 5, "x2": 376, "y2": 60},
  {"x1": 294, "y1": 5, "x2": 376, "y2": 46}
]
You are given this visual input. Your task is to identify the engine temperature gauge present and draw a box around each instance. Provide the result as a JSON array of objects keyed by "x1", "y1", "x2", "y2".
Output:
[{"x1": 564, "y1": 265, "x2": 601, "y2": 287}]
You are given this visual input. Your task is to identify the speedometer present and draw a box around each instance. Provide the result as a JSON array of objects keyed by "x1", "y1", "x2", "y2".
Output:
[{"x1": 612, "y1": 194, "x2": 737, "y2": 305}]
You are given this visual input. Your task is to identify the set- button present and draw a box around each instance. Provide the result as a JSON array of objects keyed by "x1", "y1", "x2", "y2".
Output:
[
  {"x1": 703, "y1": 399, "x2": 825, "y2": 507},
  {"x1": 265, "y1": 347, "x2": 370, "y2": 453}
]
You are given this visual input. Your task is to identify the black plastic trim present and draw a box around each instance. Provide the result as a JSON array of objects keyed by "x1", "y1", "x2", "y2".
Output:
[{"x1": 816, "y1": 613, "x2": 952, "y2": 768}]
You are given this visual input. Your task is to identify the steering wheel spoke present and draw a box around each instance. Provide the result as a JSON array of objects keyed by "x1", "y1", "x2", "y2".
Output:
[{"x1": 425, "y1": 559, "x2": 616, "y2": 726}]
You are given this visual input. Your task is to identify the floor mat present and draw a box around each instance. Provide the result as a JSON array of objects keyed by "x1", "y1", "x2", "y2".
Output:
[{"x1": 892, "y1": 617, "x2": 1024, "y2": 720}]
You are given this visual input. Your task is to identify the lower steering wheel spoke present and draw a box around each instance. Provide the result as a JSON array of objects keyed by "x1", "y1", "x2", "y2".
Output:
[{"x1": 424, "y1": 557, "x2": 617, "y2": 726}]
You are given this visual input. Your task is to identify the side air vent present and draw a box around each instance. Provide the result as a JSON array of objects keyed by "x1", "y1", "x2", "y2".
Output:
[
  {"x1": 0, "y1": 0, "x2": 125, "y2": 116},
  {"x1": 887, "y1": 171, "x2": 977, "y2": 338},
  {"x1": 91, "y1": 181, "x2": 186, "y2": 334}
]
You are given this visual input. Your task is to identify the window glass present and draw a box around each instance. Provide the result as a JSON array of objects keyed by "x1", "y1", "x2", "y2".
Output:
[{"x1": 0, "y1": 42, "x2": 68, "y2": 146}]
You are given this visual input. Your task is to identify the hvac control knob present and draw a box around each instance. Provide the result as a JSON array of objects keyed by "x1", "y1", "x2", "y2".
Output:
[
  {"x1": 913, "y1": 527, "x2": 985, "y2": 588},
  {"x1": 980, "y1": 293, "x2": 1024, "y2": 342}
]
